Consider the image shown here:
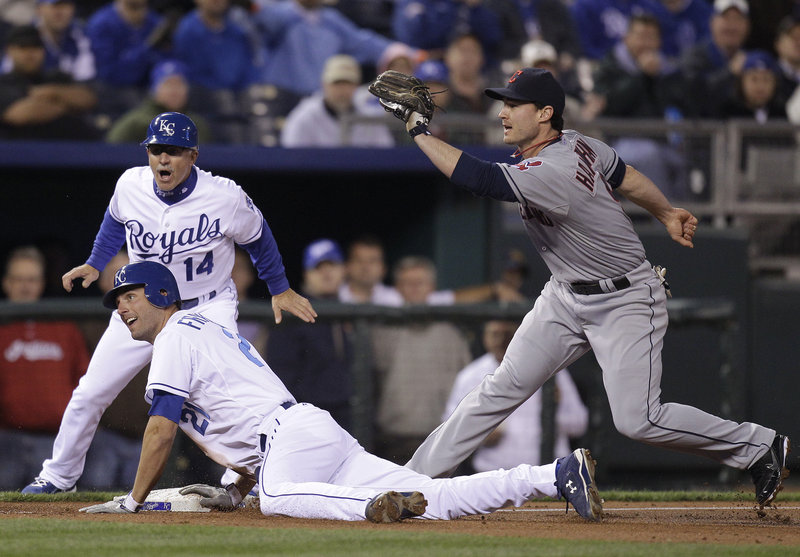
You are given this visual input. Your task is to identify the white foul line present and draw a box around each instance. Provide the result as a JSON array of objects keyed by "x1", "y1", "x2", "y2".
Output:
[{"x1": 498, "y1": 506, "x2": 800, "y2": 513}]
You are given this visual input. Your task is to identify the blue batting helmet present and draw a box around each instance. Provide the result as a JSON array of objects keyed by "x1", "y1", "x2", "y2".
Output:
[
  {"x1": 141, "y1": 112, "x2": 198, "y2": 149},
  {"x1": 102, "y1": 261, "x2": 182, "y2": 310}
]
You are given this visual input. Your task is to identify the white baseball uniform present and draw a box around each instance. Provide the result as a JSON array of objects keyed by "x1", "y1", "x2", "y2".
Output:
[
  {"x1": 39, "y1": 165, "x2": 291, "y2": 490},
  {"x1": 148, "y1": 310, "x2": 560, "y2": 520},
  {"x1": 407, "y1": 129, "x2": 777, "y2": 478}
]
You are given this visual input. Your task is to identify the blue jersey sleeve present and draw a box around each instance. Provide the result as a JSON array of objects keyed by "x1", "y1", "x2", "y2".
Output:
[
  {"x1": 149, "y1": 389, "x2": 185, "y2": 424},
  {"x1": 451, "y1": 152, "x2": 517, "y2": 202},
  {"x1": 240, "y1": 218, "x2": 291, "y2": 295},
  {"x1": 608, "y1": 156, "x2": 627, "y2": 189},
  {"x1": 85, "y1": 208, "x2": 127, "y2": 270}
]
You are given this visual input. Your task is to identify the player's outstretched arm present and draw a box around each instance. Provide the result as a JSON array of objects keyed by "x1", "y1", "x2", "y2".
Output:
[
  {"x1": 406, "y1": 112, "x2": 463, "y2": 179},
  {"x1": 271, "y1": 287, "x2": 318, "y2": 324},
  {"x1": 62, "y1": 263, "x2": 100, "y2": 292},
  {"x1": 616, "y1": 165, "x2": 697, "y2": 248}
]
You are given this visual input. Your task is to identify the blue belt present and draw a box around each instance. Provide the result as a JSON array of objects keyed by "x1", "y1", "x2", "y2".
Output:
[
  {"x1": 181, "y1": 290, "x2": 216, "y2": 309},
  {"x1": 259, "y1": 402, "x2": 295, "y2": 452}
]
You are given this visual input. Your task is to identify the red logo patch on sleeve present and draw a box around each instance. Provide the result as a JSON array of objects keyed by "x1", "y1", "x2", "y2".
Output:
[{"x1": 515, "y1": 160, "x2": 543, "y2": 171}]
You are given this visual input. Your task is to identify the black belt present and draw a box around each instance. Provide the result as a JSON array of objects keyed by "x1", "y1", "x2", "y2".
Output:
[
  {"x1": 280, "y1": 401, "x2": 295, "y2": 410},
  {"x1": 569, "y1": 276, "x2": 631, "y2": 295},
  {"x1": 182, "y1": 290, "x2": 217, "y2": 309}
]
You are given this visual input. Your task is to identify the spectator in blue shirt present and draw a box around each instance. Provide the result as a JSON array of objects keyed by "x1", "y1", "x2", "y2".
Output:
[
  {"x1": 172, "y1": 0, "x2": 256, "y2": 91},
  {"x1": 253, "y1": 0, "x2": 410, "y2": 97},
  {"x1": 570, "y1": 0, "x2": 670, "y2": 60},
  {"x1": 85, "y1": 0, "x2": 170, "y2": 88},
  {"x1": 679, "y1": 0, "x2": 750, "y2": 117},
  {"x1": 658, "y1": 0, "x2": 712, "y2": 60},
  {"x1": 392, "y1": 0, "x2": 502, "y2": 63},
  {"x1": 34, "y1": 0, "x2": 95, "y2": 81}
]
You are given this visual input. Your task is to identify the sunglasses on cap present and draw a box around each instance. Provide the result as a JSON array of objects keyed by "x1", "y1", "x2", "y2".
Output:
[{"x1": 147, "y1": 145, "x2": 187, "y2": 156}]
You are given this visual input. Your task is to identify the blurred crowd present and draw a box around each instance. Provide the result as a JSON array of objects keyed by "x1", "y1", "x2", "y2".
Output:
[{"x1": 0, "y1": 0, "x2": 799, "y2": 148}]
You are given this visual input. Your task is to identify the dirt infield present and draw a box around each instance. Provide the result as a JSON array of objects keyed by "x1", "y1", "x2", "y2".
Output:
[{"x1": 2, "y1": 499, "x2": 799, "y2": 546}]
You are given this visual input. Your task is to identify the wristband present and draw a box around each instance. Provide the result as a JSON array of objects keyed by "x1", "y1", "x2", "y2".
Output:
[
  {"x1": 122, "y1": 492, "x2": 142, "y2": 513},
  {"x1": 408, "y1": 123, "x2": 431, "y2": 138},
  {"x1": 225, "y1": 483, "x2": 243, "y2": 507}
]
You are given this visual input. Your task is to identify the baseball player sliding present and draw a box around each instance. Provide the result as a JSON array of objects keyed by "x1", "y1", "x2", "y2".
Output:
[
  {"x1": 22, "y1": 112, "x2": 316, "y2": 495},
  {"x1": 368, "y1": 68, "x2": 789, "y2": 508},
  {"x1": 78, "y1": 261, "x2": 602, "y2": 521}
]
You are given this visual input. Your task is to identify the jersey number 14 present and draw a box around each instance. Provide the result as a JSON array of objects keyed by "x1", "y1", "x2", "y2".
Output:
[{"x1": 184, "y1": 252, "x2": 214, "y2": 281}]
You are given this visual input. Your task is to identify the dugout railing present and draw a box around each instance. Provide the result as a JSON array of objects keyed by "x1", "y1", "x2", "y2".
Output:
[{"x1": 0, "y1": 297, "x2": 737, "y2": 484}]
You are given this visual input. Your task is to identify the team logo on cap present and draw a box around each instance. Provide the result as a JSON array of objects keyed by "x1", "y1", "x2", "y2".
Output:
[
  {"x1": 158, "y1": 120, "x2": 175, "y2": 136},
  {"x1": 114, "y1": 268, "x2": 127, "y2": 286},
  {"x1": 508, "y1": 70, "x2": 524, "y2": 83}
]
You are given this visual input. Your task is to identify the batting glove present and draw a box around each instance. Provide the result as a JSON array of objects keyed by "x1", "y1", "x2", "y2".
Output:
[{"x1": 178, "y1": 483, "x2": 242, "y2": 511}]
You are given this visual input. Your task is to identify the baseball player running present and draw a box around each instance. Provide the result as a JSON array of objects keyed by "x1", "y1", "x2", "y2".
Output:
[
  {"x1": 22, "y1": 112, "x2": 316, "y2": 494},
  {"x1": 78, "y1": 261, "x2": 602, "y2": 521},
  {"x1": 371, "y1": 67, "x2": 789, "y2": 507}
]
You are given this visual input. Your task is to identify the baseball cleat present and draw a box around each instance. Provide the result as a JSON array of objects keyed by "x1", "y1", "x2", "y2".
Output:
[
  {"x1": 554, "y1": 448, "x2": 603, "y2": 521},
  {"x1": 750, "y1": 434, "x2": 791, "y2": 507},
  {"x1": 21, "y1": 477, "x2": 76, "y2": 494},
  {"x1": 365, "y1": 491, "x2": 427, "y2": 523}
]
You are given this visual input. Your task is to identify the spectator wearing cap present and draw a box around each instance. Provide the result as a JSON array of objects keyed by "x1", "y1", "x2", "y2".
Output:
[
  {"x1": 519, "y1": 39, "x2": 584, "y2": 122},
  {"x1": 717, "y1": 50, "x2": 787, "y2": 122},
  {"x1": 678, "y1": 0, "x2": 750, "y2": 117},
  {"x1": 172, "y1": 0, "x2": 257, "y2": 92},
  {"x1": 105, "y1": 58, "x2": 213, "y2": 143},
  {"x1": 266, "y1": 238, "x2": 354, "y2": 432},
  {"x1": 252, "y1": 0, "x2": 414, "y2": 98},
  {"x1": 85, "y1": 0, "x2": 169, "y2": 89},
  {"x1": 280, "y1": 54, "x2": 395, "y2": 147},
  {"x1": 413, "y1": 59, "x2": 450, "y2": 141},
  {"x1": 0, "y1": 24, "x2": 99, "y2": 140},
  {"x1": 774, "y1": 15, "x2": 800, "y2": 102}
]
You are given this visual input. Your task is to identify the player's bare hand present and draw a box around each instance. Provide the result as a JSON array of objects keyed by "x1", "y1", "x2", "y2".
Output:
[
  {"x1": 62, "y1": 264, "x2": 100, "y2": 292},
  {"x1": 271, "y1": 288, "x2": 317, "y2": 324},
  {"x1": 665, "y1": 208, "x2": 697, "y2": 248}
]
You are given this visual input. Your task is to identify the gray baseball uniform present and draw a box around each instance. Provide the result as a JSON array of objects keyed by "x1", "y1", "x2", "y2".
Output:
[{"x1": 406, "y1": 129, "x2": 776, "y2": 478}]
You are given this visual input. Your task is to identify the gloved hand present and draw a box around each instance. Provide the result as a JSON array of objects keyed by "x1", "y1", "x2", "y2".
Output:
[
  {"x1": 179, "y1": 483, "x2": 241, "y2": 511},
  {"x1": 79, "y1": 496, "x2": 138, "y2": 514}
]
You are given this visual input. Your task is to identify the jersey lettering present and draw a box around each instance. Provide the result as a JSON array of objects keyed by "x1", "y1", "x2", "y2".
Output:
[
  {"x1": 181, "y1": 401, "x2": 210, "y2": 435},
  {"x1": 519, "y1": 204, "x2": 554, "y2": 227},
  {"x1": 126, "y1": 213, "x2": 222, "y2": 264},
  {"x1": 574, "y1": 138, "x2": 598, "y2": 193},
  {"x1": 177, "y1": 313, "x2": 211, "y2": 330}
]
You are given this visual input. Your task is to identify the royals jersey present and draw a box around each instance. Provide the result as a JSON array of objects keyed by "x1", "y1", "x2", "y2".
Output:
[
  {"x1": 108, "y1": 166, "x2": 265, "y2": 300},
  {"x1": 145, "y1": 311, "x2": 295, "y2": 477},
  {"x1": 498, "y1": 130, "x2": 646, "y2": 283}
]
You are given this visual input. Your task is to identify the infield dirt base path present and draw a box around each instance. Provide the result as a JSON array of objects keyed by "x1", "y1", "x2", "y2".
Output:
[{"x1": 2, "y1": 500, "x2": 799, "y2": 546}]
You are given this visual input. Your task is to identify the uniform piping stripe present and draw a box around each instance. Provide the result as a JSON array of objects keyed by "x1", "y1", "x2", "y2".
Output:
[
  {"x1": 644, "y1": 283, "x2": 760, "y2": 450},
  {"x1": 261, "y1": 491, "x2": 369, "y2": 504},
  {"x1": 148, "y1": 382, "x2": 189, "y2": 397}
]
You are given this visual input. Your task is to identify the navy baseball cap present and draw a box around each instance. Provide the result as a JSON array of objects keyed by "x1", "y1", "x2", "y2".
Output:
[
  {"x1": 485, "y1": 68, "x2": 565, "y2": 117},
  {"x1": 742, "y1": 50, "x2": 778, "y2": 74},
  {"x1": 303, "y1": 239, "x2": 344, "y2": 270}
]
